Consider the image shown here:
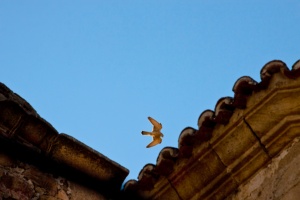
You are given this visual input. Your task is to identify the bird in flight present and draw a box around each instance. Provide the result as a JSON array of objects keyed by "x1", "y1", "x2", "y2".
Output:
[{"x1": 141, "y1": 117, "x2": 164, "y2": 148}]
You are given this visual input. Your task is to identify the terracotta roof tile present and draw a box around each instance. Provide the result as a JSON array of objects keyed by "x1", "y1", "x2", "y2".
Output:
[
  {"x1": 137, "y1": 164, "x2": 158, "y2": 190},
  {"x1": 196, "y1": 109, "x2": 215, "y2": 141},
  {"x1": 178, "y1": 127, "x2": 196, "y2": 157},
  {"x1": 260, "y1": 60, "x2": 289, "y2": 80},
  {"x1": 232, "y1": 76, "x2": 258, "y2": 108},
  {"x1": 214, "y1": 97, "x2": 234, "y2": 124},
  {"x1": 156, "y1": 147, "x2": 179, "y2": 176},
  {"x1": 292, "y1": 59, "x2": 300, "y2": 70}
]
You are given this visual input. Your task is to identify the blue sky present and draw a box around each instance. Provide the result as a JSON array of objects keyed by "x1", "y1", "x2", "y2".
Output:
[{"x1": 1, "y1": 1, "x2": 299, "y2": 184}]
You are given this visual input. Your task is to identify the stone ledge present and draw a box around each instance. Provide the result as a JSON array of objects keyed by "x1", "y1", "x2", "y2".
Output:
[
  {"x1": 124, "y1": 60, "x2": 300, "y2": 200},
  {"x1": 0, "y1": 83, "x2": 129, "y2": 198}
]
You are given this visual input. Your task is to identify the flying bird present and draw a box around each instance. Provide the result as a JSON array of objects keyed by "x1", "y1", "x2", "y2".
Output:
[{"x1": 141, "y1": 117, "x2": 164, "y2": 148}]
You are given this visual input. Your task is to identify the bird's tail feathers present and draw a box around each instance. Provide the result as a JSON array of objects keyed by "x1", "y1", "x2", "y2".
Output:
[{"x1": 141, "y1": 131, "x2": 152, "y2": 135}]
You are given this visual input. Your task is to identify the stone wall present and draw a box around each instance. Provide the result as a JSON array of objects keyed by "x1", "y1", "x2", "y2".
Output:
[
  {"x1": 0, "y1": 82, "x2": 128, "y2": 200},
  {"x1": 228, "y1": 137, "x2": 300, "y2": 200},
  {"x1": 0, "y1": 151, "x2": 106, "y2": 200}
]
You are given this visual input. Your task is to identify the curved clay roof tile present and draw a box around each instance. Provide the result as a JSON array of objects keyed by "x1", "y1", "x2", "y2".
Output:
[
  {"x1": 123, "y1": 179, "x2": 138, "y2": 191},
  {"x1": 214, "y1": 97, "x2": 234, "y2": 124},
  {"x1": 178, "y1": 127, "x2": 197, "y2": 157},
  {"x1": 232, "y1": 76, "x2": 258, "y2": 94},
  {"x1": 260, "y1": 60, "x2": 289, "y2": 80},
  {"x1": 288, "y1": 60, "x2": 300, "y2": 78},
  {"x1": 156, "y1": 147, "x2": 179, "y2": 164},
  {"x1": 232, "y1": 76, "x2": 258, "y2": 108},
  {"x1": 156, "y1": 147, "x2": 179, "y2": 175},
  {"x1": 197, "y1": 109, "x2": 215, "y2": 128},
  {"x1": 137, "y1": 164, "x2": 158, "y2": 190},
  {"x1": 196, "y1": 110, "x2": 216, "y2": 141},
  {"x1": 292, "y1": 60, "x2": 300, "y2": 70}
]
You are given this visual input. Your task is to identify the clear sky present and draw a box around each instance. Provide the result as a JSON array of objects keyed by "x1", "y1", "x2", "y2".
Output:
[{"x1": 1, "y1": 1, "x2": 299, "y2": 185}]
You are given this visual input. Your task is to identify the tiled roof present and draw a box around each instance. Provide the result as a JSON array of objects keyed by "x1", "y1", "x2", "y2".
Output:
[
  {"x1": 0, "y1": 83, "x2": 129, "y2": 198},
  {"x1": 123, "y1": 60, "x2": 300, "y2": 199}
]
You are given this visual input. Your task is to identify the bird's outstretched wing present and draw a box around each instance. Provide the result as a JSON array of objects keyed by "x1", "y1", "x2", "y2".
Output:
[
  {"x1": 148, "y1": 116, "x2": 162, "y2": 131},
  {"x1": 146, "y1": 137, "x2": 162, "y2": 148}
]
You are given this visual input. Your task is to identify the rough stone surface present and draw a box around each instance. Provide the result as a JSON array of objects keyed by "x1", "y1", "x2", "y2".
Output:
[
  {"x1": 0, "y1": 155, "x2": 106, "y2": 200},
  {"x1": 69, "y1": 182, "x2": 106, "y2": 200},
  {"x1": 0, "y1": 82, "x2": 128, "y2": 200},
  {"x1": 228, "y1": 137, "x2": 300, "y2": 200}
]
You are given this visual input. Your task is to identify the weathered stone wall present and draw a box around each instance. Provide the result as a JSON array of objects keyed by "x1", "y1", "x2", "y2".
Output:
[
  {"x1": 228, "y1": 137, "x2": 300, "y2": 200},
  {"x1": 0, "y1": 151, "x2": 106, "y2": 200},
  {"x1": 0, "y1": 82, "x2": 128, "y2": 200}
]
